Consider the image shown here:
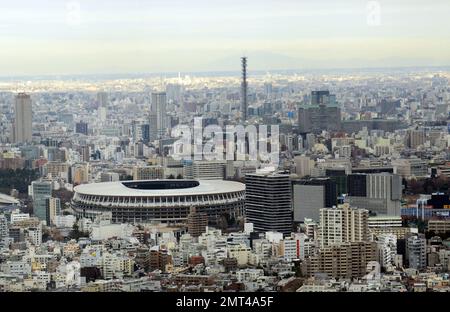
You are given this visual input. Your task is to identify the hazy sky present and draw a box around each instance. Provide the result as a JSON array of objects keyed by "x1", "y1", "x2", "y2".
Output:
[{"x1": 1, "y1": 0, "x2": 450, "y2": 75}]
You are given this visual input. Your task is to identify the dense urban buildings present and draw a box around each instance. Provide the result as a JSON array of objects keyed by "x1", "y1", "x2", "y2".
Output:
[
  {"x1": 0, "y1": 66, "x2": 450, "y2": 292},
  {"x1": 2, "y1": 0, "x2": 450, "y2": 298},
  {"x1": 1, "y1": 60, "x2": 450, "y2": 293}
]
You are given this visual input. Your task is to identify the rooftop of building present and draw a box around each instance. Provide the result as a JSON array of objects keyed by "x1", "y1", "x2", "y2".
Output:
[{"x1": 0, "y1": 193, "x2": 20, "y2": 205}]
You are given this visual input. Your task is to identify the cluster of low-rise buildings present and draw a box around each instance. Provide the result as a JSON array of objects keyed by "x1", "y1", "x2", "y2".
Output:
[{"x1": 0, "y1": 201, "x2": 449, "y2": 292}]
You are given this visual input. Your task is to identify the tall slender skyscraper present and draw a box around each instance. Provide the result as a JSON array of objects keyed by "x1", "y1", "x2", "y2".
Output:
[
  {"x1": 240, "y1": 57, "x2": 248, "y2": 122},
  {"x1": 151, "y1": 92, "x2": 167, "y2": 138},
  {"x1": 97, "y1": 92, "x2": 108, "y2": 122},
  {"x1": 13, "y1": 93, "x2": 32, "y2": 143},
  {"x1": 149, "y1": 113, "x2": 158, "y2": 142},
  {"x1": 97, "y1": 91, "x2": 108, "y2": 107}
]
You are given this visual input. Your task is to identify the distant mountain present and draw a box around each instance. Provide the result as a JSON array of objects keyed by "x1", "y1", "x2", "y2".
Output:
[
  {"x1": 204, "y1": 51, "x2": 449, "y2": 73},
  {"x1": 205, "y1": 51, "x2": 308, "y2": 72}
]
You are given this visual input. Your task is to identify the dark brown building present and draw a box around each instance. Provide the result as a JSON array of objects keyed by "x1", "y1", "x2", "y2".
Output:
[
  {"x1": 149, "y1": 247, "x2": 172, "y2": 272},
  {"x1": 302, "y1": 241, "x2": 377, "y2": 279},
  {"x1": 187, "y1": 206, "x2": 208, "y2": 237},
  {"x1": 188, "y1": 255, "x2": 205, "y2": 267}
]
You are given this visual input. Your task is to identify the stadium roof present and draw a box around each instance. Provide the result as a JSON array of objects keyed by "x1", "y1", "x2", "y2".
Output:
[
  {"x1": 74, "y1": 179, "x2": 245, "y2": 197},
  {"x1": 0, "y1": 193, "x2": 20, "y2": 206}
]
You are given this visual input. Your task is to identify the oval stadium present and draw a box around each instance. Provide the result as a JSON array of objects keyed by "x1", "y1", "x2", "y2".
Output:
[{"x1": 71, "y1": 179, "x2": 245, "y2": 224}]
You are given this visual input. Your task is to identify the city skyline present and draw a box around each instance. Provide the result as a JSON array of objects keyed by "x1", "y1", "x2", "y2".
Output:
[{"x1": 1, "y1": 0, "x2": 450, "y2": 297}]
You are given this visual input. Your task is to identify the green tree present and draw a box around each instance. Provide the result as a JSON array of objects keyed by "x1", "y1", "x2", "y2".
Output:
[
  {"x1": 69, "y1": 222, "x2": 89, "y2": 239},
  {"x1": 0, "y1": 168, "x2": 39, "y2": 194}
]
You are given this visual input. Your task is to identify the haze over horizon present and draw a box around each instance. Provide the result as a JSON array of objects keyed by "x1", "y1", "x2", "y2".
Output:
[{"x1": 1, "y1": 0, "x2": 450, "y2": 76}]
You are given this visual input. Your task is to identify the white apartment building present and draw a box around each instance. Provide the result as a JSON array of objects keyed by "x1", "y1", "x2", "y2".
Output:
[
  {"x1": 279, "y1": 237, "x2": 298, "y2": 261},
  {"x1": 228, "y1": 243, "x2": 251, "y2": 266},
  {"x1": 10, "y1": 210, "x2": 30, "y2": 223},
  {"x1": 406, "y1": 234, "x2": 427, "y2": 270},
  {"x1": 368, "y1": 216, "x2": 403, "y2": 228},
  {"x1": 236, "y1": 269, "x2": 264, "y2": 282},
  {"x1": 1, "y1": 261, "x2": 32, "y2": 277},
  {"x1": 80, "y1": 248, "x2": 103, "y2": 268},
  {"x1": 27, "y1": 226, "x2": 42, "y2": 246},
  {"x1": 319, "y1": 203, "x2": 369, "y2": 248},
  {"x1": 377, "y1": 234, "x2": 397, "y2": 269}
]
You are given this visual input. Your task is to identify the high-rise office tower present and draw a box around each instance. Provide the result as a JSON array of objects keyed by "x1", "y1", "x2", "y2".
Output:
[
  {"x1": 318, "y1": 203, "x2": 369, "y2": 248},
  {"x1": 240, "y1": 57, "x2": 248, "y2": 122},
  {"x1": 166, "y1": 83, "x2": 183, "y2": 105},
  {"x1": 47, "y1": 197, "x2": 61, "y2": 225},
  {"x1": 263, "y1": 82, "x2": 272, "y2": 99},
  {"x1": 366, "y1": 173, "x2": 402, "y2": 201},
  {"x1": 13, "y1": 93, "x2": 32, "y2": 143},
  {"x1": 347, "y1": 173, "x2": 402, "y2": 216},
  {"x1": 311, "y1": 90, "x2": 334, "y2": 105},
  {"x1": 30, "y1": 181, "x2": 52, "y2": 224},
  {"x1": 97, "y1": 92, "x2": 108, "y2": 122},
  {"x1": 98, "y1": 107, "x2": 107, "y2": 122},
  {"x1": 305, "y1": 133, "x2": 316, "y2": 149},
  {"x1": 148, "y1": 113, "x2": 158, "y2": 142},
  {"x1": 296, "y1": 136, "x2": 304, "y2": 153},
  {"x1": 245, "y1": 172, "x2": 293, "y2": 236},
  {"x1": 97, "y1": 92, "x2": 108, "y2": 107},
  {"x1": 298, "y1": 91, "x2": 341, "y2": 134},
  {"x1": 326, "y1": 168, "x2": 348, "y2": 196},
  {"x1": 76, "y1": 121, "x2": 88, "y2": 135},
  {"x1": 80, "y1": 145, "x2": 90, "y2": 162},
  {"x1": 30, "y1": 181, "x2": 52, "y2": 200},
  {"x1": 141, "y1": 124, "x2": 150, "y2": 144},
  {"x1": 132, "y1": 121, "x2": 143, "y2": 142},
  {"x1": 292, "y1": 178, "x2": 337, "y2": 222},
  {"x1": 347, "y1": 174, "x2": 367, "y2": 196},
  {"x1": 151, "y1": 92, "x2": 167, "y2": 138}
]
